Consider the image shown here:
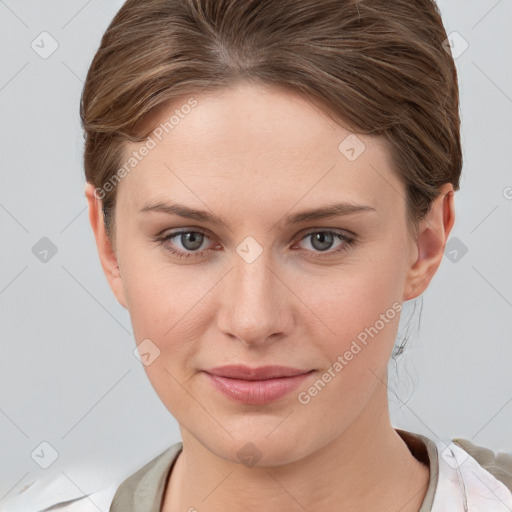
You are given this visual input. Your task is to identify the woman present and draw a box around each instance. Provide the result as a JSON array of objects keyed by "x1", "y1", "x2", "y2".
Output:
[{"x1": 77, "y1": 0, "x2": 511, "y2": 510}]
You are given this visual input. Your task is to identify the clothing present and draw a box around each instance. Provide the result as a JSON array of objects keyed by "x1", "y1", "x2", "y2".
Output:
[
  {"x1": 108, "y1": 429, "x2": 512, "y2": 511},
  {"x1": 3, "y1": 430, "x2": 511, "y2": 511},
  {"x1": 0, "y1": 474, "x2": 119, "y2": 512}
]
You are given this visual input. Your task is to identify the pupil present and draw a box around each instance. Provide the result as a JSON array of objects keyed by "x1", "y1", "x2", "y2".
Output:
[
  {"x1": 312, "y1": 232, "x2": 333, "y2": 251},
  {"x1": 182, "y1": 232, "x2": 203, "y2": 250}
]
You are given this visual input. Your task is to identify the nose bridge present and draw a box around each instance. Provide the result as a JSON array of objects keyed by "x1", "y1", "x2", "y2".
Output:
[{"x1": 218, "y1": 244, "x2": 288, "y2": 345}]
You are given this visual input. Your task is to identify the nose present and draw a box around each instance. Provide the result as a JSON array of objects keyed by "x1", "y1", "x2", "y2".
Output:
[{"x1": 216, "y1": 247, "x2": 294, "y2": 348}]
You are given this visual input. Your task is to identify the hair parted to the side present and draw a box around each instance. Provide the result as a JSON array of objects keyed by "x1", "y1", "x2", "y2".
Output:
[{"x1": 80, "y1": 0, "x2": 462, "y2": 243}]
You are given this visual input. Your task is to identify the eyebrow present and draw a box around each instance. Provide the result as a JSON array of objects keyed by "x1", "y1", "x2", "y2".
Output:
[{"x1": 138, "y1": 201, "x2": 376, "y2": 227}]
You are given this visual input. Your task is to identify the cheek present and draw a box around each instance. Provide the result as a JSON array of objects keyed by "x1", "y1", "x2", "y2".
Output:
[
  {"x1": 124, "y1": 262, "x2": 208, "y2": 420},
  {"x1": 305, "y1": 254, "x2": 404, "y2": 338},
  {"x1": 120, "y1": 250, "x2": 217, "y2": 398},
  {"x1": 296, "y1": 246, "x2": 406, "y2": 388},
  {"x1": 293, "y1": 269, "x2": 403, "y2": 429},
  {"x1": 119, "y1": 241, "x2": 204, "y2": 336}
]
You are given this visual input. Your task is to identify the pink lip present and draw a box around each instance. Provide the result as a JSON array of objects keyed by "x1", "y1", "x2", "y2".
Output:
[{"x1": 203, "y1": 365, "x2": 314, "y2": 404}]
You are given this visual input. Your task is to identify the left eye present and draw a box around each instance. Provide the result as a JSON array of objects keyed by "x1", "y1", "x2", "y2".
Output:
[{"x1": 292, "y1": 230, "x2": 356, "y2": 257}]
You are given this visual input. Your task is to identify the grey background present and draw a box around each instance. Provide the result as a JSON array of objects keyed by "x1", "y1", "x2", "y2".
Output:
[{"x1": 1, "y1": 0, "x2": 511, "y2": 505}]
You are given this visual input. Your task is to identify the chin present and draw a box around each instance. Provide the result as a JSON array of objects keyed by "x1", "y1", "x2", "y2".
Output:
[{"x1": 190, "y1": 423, "x2": 319, "y2": 468}]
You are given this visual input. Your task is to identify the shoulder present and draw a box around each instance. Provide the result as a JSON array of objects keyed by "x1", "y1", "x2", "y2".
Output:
[
  {"x1": 109, "y1": 441, "x2": 183, "y2": 511},
  {"x1": 398, "y1": 429, "x2": 512, "y2": 511},
  {"x1": 452, "y1": 437, "x2": 512, "y2": 492},
  {"x1": 0, "y1": 443, "x2": 183, "y2": 512},
  {"x1": 430, "y1": 436, "x2": 512, "y2": 511},
  {"x1": 0, "y1": 473, "x2": 120, "y2": 512}
]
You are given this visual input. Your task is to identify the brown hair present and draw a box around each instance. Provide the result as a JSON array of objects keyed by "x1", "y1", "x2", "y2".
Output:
[{"x1": 80, "y1": 0, "x2": 462, "y2": 242}]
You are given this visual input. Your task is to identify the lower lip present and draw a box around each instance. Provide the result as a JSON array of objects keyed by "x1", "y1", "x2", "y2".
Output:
[{"x1": 204, "y1": 371, "x2": 314, "y2": 405}]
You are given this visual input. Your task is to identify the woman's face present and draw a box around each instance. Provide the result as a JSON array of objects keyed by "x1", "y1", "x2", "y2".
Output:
[{"x1": 91, "y1": 82, "x2": 443, "y2": 466}]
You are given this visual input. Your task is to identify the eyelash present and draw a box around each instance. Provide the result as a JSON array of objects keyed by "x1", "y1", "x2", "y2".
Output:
[{"x1": 156, "y1": 228, "x2": 357, "y2": 261}]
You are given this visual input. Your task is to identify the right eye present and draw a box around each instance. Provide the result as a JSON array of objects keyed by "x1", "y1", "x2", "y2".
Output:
[{"x1": 158, "y1": 229, "x2": 219, "y2": 259}]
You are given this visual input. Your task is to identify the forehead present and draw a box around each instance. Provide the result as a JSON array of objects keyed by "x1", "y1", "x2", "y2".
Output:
[{"x1": 117, "y1": 82, "x2": 402, "y2": 214}]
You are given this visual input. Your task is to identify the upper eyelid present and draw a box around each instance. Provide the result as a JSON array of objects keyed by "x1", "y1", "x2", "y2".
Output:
[{"x1": 293, "y1": 227, "x2": 355, "y2": 239}]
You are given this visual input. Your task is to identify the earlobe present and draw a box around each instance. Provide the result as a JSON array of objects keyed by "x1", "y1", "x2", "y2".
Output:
[
  {"x1": 403, "y1": 184, "x2": 456, "y2": 301},
  {"x1": 84, "y1": 183, "x2": 128, "y2": 309}
]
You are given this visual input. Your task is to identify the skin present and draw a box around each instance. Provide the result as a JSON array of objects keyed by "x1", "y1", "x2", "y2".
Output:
[{"x1": 85, "y1": 81, "x2": 455, "y2": 511}]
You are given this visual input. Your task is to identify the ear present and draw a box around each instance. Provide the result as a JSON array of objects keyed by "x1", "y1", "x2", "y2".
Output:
[
  {"x1": 403, "y1": 183, "x2": 456, "y2": 301},
  {"x1": 84, "y1": 183, "x2": 128, "y2": 309}
]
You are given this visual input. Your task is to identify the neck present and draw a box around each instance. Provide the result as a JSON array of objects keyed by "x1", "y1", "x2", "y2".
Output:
[{"x1": 163, "y1": 381, "x2": 430, "y2": 512}]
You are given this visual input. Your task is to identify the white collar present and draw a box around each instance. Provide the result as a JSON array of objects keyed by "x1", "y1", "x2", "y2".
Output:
[{"x1": 432, "y1": 439, "x2": 512, "y2": 511}]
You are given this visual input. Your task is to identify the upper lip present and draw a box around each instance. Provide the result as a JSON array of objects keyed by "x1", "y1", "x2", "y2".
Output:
[{"x1": 205, "y1": 365, "x2": 313, "y2": 380}]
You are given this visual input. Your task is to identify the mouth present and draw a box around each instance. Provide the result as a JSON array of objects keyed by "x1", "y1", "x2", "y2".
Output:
[{"x1": 203, "y1": 365, "x2": 315, "y2": 404}]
